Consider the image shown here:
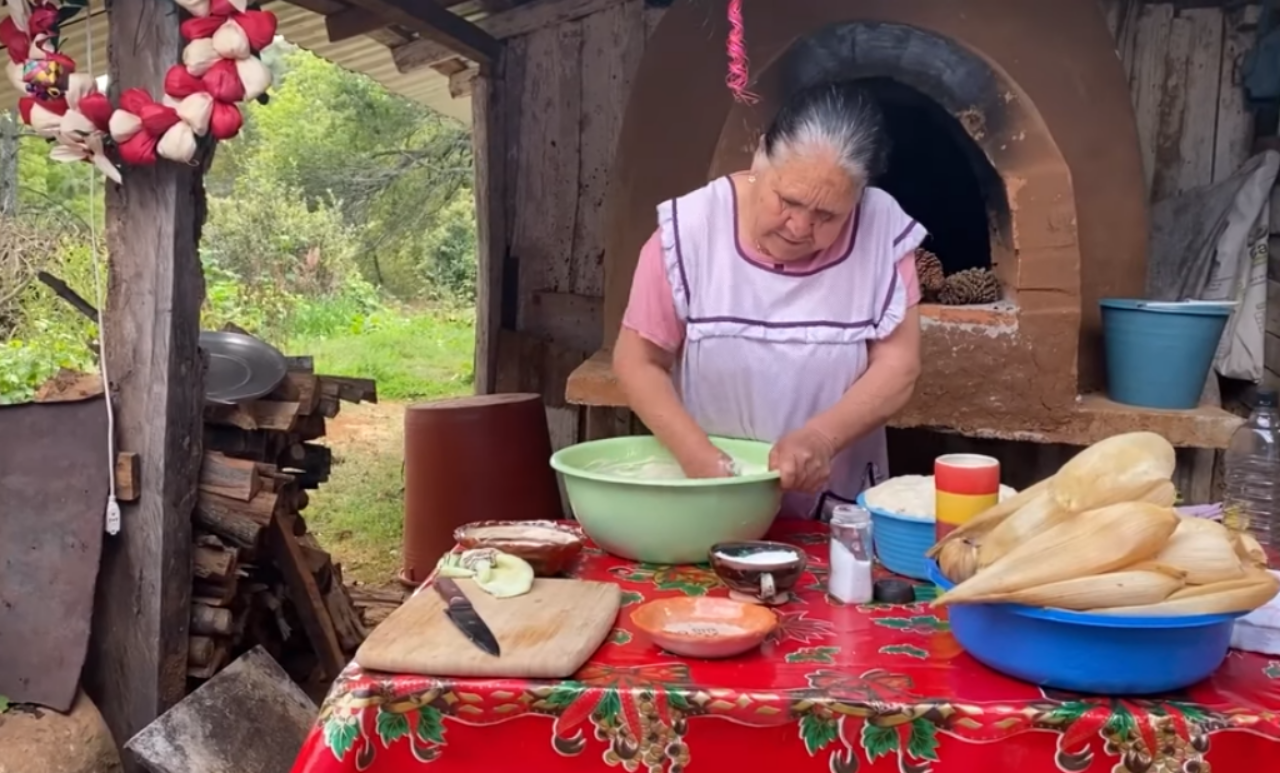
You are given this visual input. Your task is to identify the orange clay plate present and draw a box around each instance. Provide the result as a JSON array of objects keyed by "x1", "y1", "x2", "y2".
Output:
[{"x1": 630, "y1": 597, "x2": 778, "y2": 659}]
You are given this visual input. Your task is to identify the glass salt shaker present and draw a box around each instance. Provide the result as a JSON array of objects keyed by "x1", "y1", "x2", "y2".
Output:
[{"x1": 829, "y1": 504, "x2": 874, "y2": 604}]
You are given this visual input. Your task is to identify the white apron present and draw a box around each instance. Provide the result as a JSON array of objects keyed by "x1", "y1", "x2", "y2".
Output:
[{"x1": 657, "y1": 177, "x2": 923, "y2": 518}]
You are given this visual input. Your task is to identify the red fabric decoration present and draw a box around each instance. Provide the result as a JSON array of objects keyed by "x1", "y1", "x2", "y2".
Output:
[
  {"x1": 209, "y1": 101, "x2": 243, "y2": 140},
  {"x1": 118, "y1": 87, "x2": 153, "y2": 115},
  {"x1": 139, "y1": 102, "x2": 180, "y2": 137},
  {"x1": 117, "y1": 132, "x2": 158, "y2": 165},
  {"x1": 164, "y1": 64, "x2": 205, "y2": 98},
  {"x1": 202, "y1": 58, "x2": 245, "y2": 103},
  {"x1": 26, "y1": 4, "x2": 60, "y2": 38},
  {"x1": 0, "y1": 18, "x2": 28, "y2": 63},
  {"x1": 20, "y1": 95, "x2": 68, "y2": 125},
  {"x1": 77, "y1": 92, "x2": 113, "y2": 131},
  {"x1": 180, "y1": 16, "x2": 223, "y2": 41},
  {"x1": 237, "y1": 10, "x2": 278, "y2": 51}
]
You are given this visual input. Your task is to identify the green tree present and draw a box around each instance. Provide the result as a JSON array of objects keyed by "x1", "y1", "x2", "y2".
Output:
[{"x1": 208, "y1": 44, "x2": 475, "y2": 300}]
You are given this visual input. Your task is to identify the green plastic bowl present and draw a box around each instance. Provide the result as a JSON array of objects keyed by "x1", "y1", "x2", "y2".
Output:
[{"x1": 550, "y1": 436, "x2": 782, "y2": 564}]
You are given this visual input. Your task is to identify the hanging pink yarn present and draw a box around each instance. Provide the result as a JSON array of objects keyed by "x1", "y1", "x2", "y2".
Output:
[{"x1": 726, "y1": 0, "x2": 757, "y2": 104}]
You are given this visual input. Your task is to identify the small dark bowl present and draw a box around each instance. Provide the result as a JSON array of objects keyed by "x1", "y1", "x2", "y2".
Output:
[
  {"x1": 454, "y1": 520, "x2": 585, "y2": 576},
  {"x1": 709, "y1": 541, "x2": 807, "y2": 604}
]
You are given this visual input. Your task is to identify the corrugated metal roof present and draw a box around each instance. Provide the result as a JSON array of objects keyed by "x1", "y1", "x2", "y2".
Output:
[{"x1": 0, "y1": 1, "x2": 470, "y2": 123}]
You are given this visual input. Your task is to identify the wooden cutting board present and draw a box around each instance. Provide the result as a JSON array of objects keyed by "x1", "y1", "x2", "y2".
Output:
[{"x1": 355, "y1": 578, "x2": 621, "y2": 678}]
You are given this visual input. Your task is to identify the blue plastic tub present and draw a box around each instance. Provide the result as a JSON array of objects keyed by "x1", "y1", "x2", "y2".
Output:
[
  {"x1": 857, "y1": 493, "x2": 932, "y2": 580},
  {"x1": 1100, "y1": 299, "x2": 1232, "y2": 410},
  {"x1": 927, "y1": 559, "x2": 1241, "y2": 694}
]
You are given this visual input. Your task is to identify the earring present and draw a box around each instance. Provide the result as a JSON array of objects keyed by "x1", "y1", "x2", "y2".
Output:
[{"x1": 747, "y1": 174, "x2": 757, "y2": 183}]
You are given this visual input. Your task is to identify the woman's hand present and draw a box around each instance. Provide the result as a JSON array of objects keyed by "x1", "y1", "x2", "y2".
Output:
[
  {"x1": 678, "y1": 446, "x2": 737, "y2": 479},
  {"x1": 769, "y1": 425, "x2": 837, "y2": 492}
]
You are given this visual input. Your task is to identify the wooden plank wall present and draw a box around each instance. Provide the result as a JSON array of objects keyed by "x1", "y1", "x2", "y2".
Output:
[
  {"x1": 1104, "y1": 1, "x2": 1258, "y2": 501},
  {"x1": 1107, "y1": 2, "x2": 1256, "y2": 203},
  {"x1": 491, "y1": 0, "x2": 662, "y2": 451}
]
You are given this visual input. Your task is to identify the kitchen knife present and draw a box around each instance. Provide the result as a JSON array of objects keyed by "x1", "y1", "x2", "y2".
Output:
[{"x1": 433, "y1": 577, "x2": 502, "y2": 657}]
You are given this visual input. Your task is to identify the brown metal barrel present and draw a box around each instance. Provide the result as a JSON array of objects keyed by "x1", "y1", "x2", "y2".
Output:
[{"x1": 401, "y1": 393, "x2": 563, "y2": 584}]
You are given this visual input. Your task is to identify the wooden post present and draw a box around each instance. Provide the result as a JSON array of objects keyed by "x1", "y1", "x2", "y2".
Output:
[
  {"x1": 471, "y1": 59, "x2": 509, "y2": 394},
  {"x1": 85, "y1": 0, "x2": 205, "y2": 753}
]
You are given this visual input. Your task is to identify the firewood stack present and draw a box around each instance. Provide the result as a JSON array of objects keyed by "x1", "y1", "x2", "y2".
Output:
[{"x1": 190, "y1": 354, "x2": 377, "y2": 688}]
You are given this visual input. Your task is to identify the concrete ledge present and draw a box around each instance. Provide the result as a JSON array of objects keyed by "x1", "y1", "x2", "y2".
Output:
[{"x1": 566, "y1": 350, "x2": 1244, "y2": 449}]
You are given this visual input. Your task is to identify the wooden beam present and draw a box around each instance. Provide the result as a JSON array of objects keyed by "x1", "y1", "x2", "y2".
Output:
[
  {"x1": 324, "y1": 5, "x2": 389, "y2": 42},
  {"x1": 322, "y1": 0, "x2": 481, "y2": 43},
  {"x1": 449, "y1": 66, "x2": 479, "y2": 98},
  {"x1": 472, "y1": 66, "x2": 508, "y2": 393},
  {"x1": 344, "y1": 0, "x2": 501, "y2": 64},
  {"x1": 85, "y1": 0, "x2": 203, "y2": 754},
  {"x1": 392, "y1": 0, "x2": 625, "y2": 72}
]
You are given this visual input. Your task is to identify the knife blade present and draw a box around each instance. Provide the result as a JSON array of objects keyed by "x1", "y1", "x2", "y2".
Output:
[{"x1": 433, "y1": 577, "x2": 501, "y2": 657}]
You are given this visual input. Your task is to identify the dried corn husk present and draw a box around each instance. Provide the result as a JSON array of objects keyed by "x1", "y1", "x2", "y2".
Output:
[
  {"x1": 984, "y1": 570, "x2": 1183, "y2": 610},
  {"x1": 926, "y1": 476, "x2": 1053, "y2": 558},
  {"x1": 1167, "y1": 569, "x2": 1275, "y2": 599},
  {"x1": 1133, "y1": 479, "x2": 1178, "y2": 508},
  {"x1": 937, "y1": 538, "x2": 980, "y2": 583},
  {"x1": 1121, "y1": 561, "x2": 1188, "y2": 580},
  {"x1": 1051, "y1": 432, "x2": 1176, "y2": 513},
  {"x1": 1153, "y1": 517, "x2": 1244, "y2": 585},
  {"x1": 1090, "y1": 571, "x2": 1279, "y2": 616},
  {"x1": 1232, "y1": 532, "x2": 1268, "y2": 569},
  {"x1": 976, "y1": 490, "x2": 1068, "y2": 568},
  {"x1": 934, "y1": 502, "x2": 1178, "y2": 606}
]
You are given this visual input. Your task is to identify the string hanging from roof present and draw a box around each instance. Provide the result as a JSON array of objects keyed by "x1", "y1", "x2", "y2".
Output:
[
  {"x1": 725, "y1": 0, "x2": 756, "y2": 105},
  {"x1": 1, "y1": 0, "x2": 276, "y2": 183}
]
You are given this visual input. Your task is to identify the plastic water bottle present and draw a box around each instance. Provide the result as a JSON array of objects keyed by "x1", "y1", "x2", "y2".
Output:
[{"x1": 1223, "y1": 390, "x2": 1280, "y2": 567}]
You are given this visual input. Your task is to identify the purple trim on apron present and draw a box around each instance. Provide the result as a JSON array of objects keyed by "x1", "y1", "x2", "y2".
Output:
[
  {"x1": 686, "y1": 315, "x2": 876, "y2": 329},
  {"x1": 671, "y1": 196, "x2": 692, "y2": 305},
  {"x1": 728, "y1": 177, "x2": 863, "y2": 277},
  {"x1": 893, "y1": 220, "x2": 919, "y2": 246}
]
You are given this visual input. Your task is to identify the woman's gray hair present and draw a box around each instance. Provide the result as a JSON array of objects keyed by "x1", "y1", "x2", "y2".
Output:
[{"x1": 757, "y1": 81, "x2": 888, "y2": 186}]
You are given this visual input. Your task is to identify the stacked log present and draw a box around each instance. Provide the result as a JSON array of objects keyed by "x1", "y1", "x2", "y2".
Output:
[{"x1": 189, "y1": 356, "x2": 377, "y2": 687}]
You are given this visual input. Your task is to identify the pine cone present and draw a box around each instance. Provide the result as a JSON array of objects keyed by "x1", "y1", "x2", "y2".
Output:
[
  {"x1": 914, "y1": 248, "x2": 945, "y2": 302},
  {"x1": 939, "y1": 268, "x2": 1001, "y2": 306}
]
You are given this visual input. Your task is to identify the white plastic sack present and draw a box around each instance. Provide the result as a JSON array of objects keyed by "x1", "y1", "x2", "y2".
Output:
[
  {"x1": 1202, "y1": 153, "x2": 1275, "y2": 381},
  {"x1": 1147, "y1": 151, "x2": 1279, "y2": 383}
]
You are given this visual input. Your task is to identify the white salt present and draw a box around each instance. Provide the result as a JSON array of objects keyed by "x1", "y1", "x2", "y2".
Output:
[
  {"x1": 664, "y1": 621, "x2": 747, "y2": 637},
  {"x1": 828, "y1": 539, "x2": 873, "y2": 604},
  {"x1": 717, "y1": 549, "x2": 798, "y2": 566}
]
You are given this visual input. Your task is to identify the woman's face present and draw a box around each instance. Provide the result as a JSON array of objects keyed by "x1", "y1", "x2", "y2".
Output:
[{"x1": 749, "y1": 147, "x2": 859, "y2": 262}]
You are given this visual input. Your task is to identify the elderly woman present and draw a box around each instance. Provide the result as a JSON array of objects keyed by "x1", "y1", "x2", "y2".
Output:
[{"x1": 613, "y1": 81, "x2": 925, "y2": 519}]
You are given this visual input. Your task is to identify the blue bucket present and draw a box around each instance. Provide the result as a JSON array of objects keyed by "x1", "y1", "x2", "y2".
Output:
[
  {"x1": 1100, "y1": 299, "x2": 1232, "y2": 410},
  {"x1": 928, "y1": 559, "x2": 1240, "y2": 694},
  {"x1": 857, "y1": 493, "x2": 933, "y2": 580}
]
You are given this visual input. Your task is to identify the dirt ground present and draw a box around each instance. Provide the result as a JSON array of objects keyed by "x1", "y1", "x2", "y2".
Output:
[{"x1": 307, "y1": 401, "x2": 410, "y2": 585}]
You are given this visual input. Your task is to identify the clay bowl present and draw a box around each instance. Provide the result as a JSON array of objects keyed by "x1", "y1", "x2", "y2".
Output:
[
  {"x1": 709, "y1": 541, "x2": 807, "y2": 605},
  {"x1": 631, "y1": 597, "x2": 778, "y2": 659},
  {"x1": 453, "y1": 520, "x2": 585, "y2": 576}
]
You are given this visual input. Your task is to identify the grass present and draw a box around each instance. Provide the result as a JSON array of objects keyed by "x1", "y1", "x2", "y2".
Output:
[
  {"x1": 286, "y1": 307, "x2": 476, "y2": 400},
  {"x1": 292, "y1": 308, "x2": 476, "y2": 583}
]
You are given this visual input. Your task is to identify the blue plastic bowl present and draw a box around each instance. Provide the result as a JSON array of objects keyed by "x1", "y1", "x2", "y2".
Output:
[
  {"x1": 928, "y1": 559, "x2": 1241, "y2": 694},
  {"x1": 1100, "y1": 299, "x2": 1231, "y2": 410},
  {"x1": 857, "y1": 493, "x2": 933, "y2": 580}
]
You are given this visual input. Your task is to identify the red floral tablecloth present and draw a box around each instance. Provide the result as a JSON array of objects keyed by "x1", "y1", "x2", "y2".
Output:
[{"x1": 291, "y1": 521, "x2": 1280, "y2": 773}]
